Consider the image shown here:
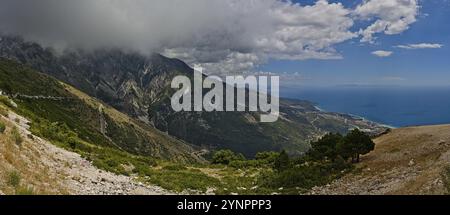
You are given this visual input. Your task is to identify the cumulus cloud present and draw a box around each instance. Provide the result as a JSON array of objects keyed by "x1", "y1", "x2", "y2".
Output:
[
  {"x1": 0, "y1": 0, "x2": 420, "y2": 75},
  {"x1": 355, "y1": 0, "x2": 419, "y2": 43},
  {"x1": 372, "y1": 50, "x2": 393, "y2": 57},
  {"x1": 395, "y1": 43, "x2": 443, "y2": 49}
]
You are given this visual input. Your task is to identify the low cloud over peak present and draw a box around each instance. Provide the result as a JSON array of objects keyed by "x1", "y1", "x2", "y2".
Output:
[{"x1": 0, "y1": 0, "x2": 420, "y2": 75}]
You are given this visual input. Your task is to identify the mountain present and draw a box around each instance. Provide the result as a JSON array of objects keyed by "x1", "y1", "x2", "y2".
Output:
[
  {"x1": 310, "y1": 124, "x2": 450, "y2": 194},
  {"x1": 0, "y1": 35, "x2": 386, "y2": 157},
  {"x1": 0, "y1": 58, "x2": 201, "y2": 162}
]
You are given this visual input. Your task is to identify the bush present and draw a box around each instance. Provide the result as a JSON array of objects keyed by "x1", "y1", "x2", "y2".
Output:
[
  {"x1": 0, "y1": 96, "x2": 14, "y2": 108},
  {"x1": 211, "y1": 149, "x2": 245, "y2": 165},
  {"x1": 0, "y1": 121, "x2": 5, "y2": 133},
  {"x1": 163, "y1": 164, "x2": 187, "y2": 171},
  {"x1": 7, "y1": 171, "x2": 21, "y2": 187},
  {"x1": 11, "y1": 127, "x2": 23, "y2": 145},
  {"x1": 146, "y1": 169, "x2": 221, "y2": 192},
  {"x1": 274, "y1": 150, "x2": 290, "y2": 172},
  {"x1": 0, "y1": 106, "x2": 8, "y2": 116},
  {"x1": 255, "y1": 151, "x2": 279, "y2": 163}
]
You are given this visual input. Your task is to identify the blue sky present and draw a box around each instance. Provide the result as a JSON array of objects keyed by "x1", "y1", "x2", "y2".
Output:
[{"x1": 260, "y1": 0, "x2": 450, "y2": 87}]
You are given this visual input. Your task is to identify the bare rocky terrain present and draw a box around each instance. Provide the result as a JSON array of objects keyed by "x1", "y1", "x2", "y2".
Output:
[
  {"x1": 0, "y1": 110, "x2": 173, "y2": 195},
  {"x1": 309, "y1": 124, "x2": 450, "y2": 195}
]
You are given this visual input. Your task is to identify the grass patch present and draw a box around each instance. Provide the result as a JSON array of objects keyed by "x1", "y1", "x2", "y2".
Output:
[
  {"x1": 0, "y1": 95, "x2": 14, "y2": 108},
  {"x1": 143, "y1": 168, "x2": 221, "y2": 192},
  {"x1": 0, "y1": 121, "x2": 5, "y2": 133},
  {"x1": 11, "y1": 126, "x2": 23, "y2": 145},
  {"x1": 7, "y1": 171, "x2": 21, "y2": 187},
  {"x1": 15, "y1": 185, "x2": 35, "y2": 195},
  {"x1": 0, "y1": 105, "x2": 8, "y2": 116}
]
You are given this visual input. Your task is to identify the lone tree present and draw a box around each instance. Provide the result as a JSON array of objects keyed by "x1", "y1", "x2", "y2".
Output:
[
  {"x1": 337, "y1": 129, "x2": 375, "y2": 163},
  {"x1": 274, "y1": 150, "x2": 290, "y2": 171}
]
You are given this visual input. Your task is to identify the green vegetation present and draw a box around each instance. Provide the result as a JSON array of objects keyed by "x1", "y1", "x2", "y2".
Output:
[
  {"x1": 7, "y1": 171, "x2": 21, "y2": 187},
  {"x1": 11, "y1": 126, "x2": 23, "y2": 145},
  {"x1": 0, "y1": 104, "x2": 9, "y2": 116},
  {"x1": 143, "y1": 168, "x2": 221, "y2": 192},
  {"x1": 0, "y1": 95, "x2": 15, "y2": 108},
  {"x1": 211, "y1": 149, "x2": 245, "y2": 165},
  {"x1": 15, "y1": 186, "x2": 35, "y2": 195},
  {"x1": 274, "y1": 150, "x2": 290, "y2": 171},
  {"x1": 0, "y1": 58, "x2": 377, "y2": 194},
  {"x1": 338, "y1": 129, "x2": 375, "y2": 163},
  {"x1": 209, "y1": 129, "x2": 375, "y2": 193},
  {"x1": 0, "y1": 121, "x2": 5, "y2": 133}
]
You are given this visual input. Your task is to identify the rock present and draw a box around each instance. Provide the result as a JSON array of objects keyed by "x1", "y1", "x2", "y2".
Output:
[{"x1": 408, "y1": 159, "x2": 415, "y2": 167}]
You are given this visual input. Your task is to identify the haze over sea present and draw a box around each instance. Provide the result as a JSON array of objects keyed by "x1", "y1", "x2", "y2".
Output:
[{"x1": 281, "y1": 86, "x2": 450, "y2": 128}]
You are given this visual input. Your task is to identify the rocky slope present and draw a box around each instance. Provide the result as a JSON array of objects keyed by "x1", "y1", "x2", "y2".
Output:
[
  {"x1": 309, "y1": 124, "x2": 450, "y2": 195},
  {"x1": 0, "y1": 107, "x2": 173, "y2": 195},
  {"x1": 0, "y1": 35, "x2": 386, "y2": 157},
  {"x1": 0, "y1": 58, "x2": 202, "y2": 162}
]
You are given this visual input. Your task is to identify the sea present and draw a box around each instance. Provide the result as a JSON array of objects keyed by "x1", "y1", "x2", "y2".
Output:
[{"x1": 281, "y1": 86, "x2": 450, "y2": 128}]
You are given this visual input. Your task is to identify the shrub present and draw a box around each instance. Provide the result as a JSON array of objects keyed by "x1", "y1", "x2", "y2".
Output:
[
  {"x1": 0, "y1": 96, "x2": 12, "y2": 108},
  {"x1": 0, "y1": 121, "x2": 5, "y2": 133},
  {"x1": 0, "y1": 106, "x2": 8, "y2": 116},
  {"x1": 7, "y1": 171, "x2": 21, "y2": 187},
  {"x1": 255, "y1": 151, "x2": 279, "y2": 163},
  {"x1": 0, "y1": 96, "x2": 16, "y2": 109},
  {"x1": 147, "y1": 169, "x2": 221, "y2": 192},
  {"x1": 11, "y1": 127, "x2": 23, "y2": 145},
  {"x1": 163, "y1": 164, "x2": 187, "y2": 171},
  {"x1": 67, "y1": 137, "x2": 79, "y2": 150},
  {"x1": 274, "y1": 150, "x2": 290, "y2": 172},
  {"x1": 211, "y1": 149, "x2": 245, "y2": 165}
]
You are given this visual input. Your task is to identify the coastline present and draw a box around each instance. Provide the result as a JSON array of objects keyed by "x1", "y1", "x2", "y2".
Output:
[{"x1": 313, "y1": 105, "x2": 397, "y2": 129}]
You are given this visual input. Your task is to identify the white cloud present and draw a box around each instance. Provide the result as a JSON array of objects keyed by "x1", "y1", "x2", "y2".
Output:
[
  {"x1": 372, "y1": 50, "x2": 393, "y2": 57},
  {"x1": 355, "y1": 0, "x2": 419, "y2": 43},
  {"x1": 0, "y1": 0, "x2": 421, "y2": 75},
  {"x1": 395, "y1": 43, "x2": 443, "y2": 49}
]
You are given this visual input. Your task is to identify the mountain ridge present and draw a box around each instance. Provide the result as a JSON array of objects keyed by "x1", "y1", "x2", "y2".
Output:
[
  {"x1": 0, "y1": 35, "x2": 387, "y2": 157},
  {"x1": 0, "y1": 58, "x2": 202, "y2": 162}
]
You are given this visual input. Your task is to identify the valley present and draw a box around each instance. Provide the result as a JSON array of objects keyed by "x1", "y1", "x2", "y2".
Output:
[{"x1": 0, "y1": 56, "x2": 449, "y2": 195}]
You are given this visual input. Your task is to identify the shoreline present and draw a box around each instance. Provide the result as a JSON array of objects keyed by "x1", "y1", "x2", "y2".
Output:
[{"x1": 313, "y1": 105, "x2": 397, "y2": 129}]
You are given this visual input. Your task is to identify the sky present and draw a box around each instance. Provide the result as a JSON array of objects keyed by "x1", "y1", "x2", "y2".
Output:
[
  {"x1": 0, "y1": 0, "x2": 449, "y2": 87},
  {"x1": 262, "y1": 0, "x2": 450, "y2": 87}
]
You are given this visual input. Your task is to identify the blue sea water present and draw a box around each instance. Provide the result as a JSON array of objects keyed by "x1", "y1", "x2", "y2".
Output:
[{"x1": 281, "y1": 86, "x2": 450, "y2": 128}]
